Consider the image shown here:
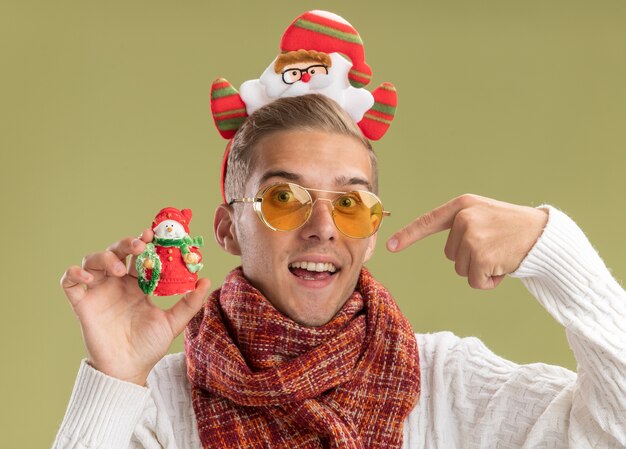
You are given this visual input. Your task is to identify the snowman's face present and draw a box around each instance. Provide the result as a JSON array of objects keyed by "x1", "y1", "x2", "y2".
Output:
[{"x1": 153, "y1": 220, "x2": 187, "y2": 239}]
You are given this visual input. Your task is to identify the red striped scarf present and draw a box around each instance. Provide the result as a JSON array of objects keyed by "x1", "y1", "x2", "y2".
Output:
[{"x1": 184, "y1": 267, "x2": 420, "y2": 448}]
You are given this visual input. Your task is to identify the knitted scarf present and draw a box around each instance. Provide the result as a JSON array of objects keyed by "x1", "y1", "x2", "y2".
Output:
[{"x1": 184, "y1": 267, "x2": 420, "y2": 449}]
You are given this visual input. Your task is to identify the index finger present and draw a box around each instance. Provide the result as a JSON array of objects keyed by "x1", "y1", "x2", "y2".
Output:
[
  {"x1": 386, "y1": 194, "x2": 477, "y2": 252},
  {"x1": 106, "y1": 228, "x2": 154, "y2": 261}
]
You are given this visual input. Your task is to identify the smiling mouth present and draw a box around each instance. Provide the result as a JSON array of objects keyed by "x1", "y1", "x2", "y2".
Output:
[{"x1": 288, "y1": 261, "x2": 339, "y2": 281}]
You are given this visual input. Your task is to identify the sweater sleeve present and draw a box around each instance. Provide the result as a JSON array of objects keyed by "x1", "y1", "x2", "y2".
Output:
[
  {"x1": 51, "y1": 359, "x2": 183, "y2": 449},
  {"x1": 52, "y1": 360, "x2": 150, "y2": 449},
  {"x1": 509, "y1": 205, "x2": 626, "y2": 445},
  {"x1": 405, "y1": 206, "x2": 626, "y2": 449}
]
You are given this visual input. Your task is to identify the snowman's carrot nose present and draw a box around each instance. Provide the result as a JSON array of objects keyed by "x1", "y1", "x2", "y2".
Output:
[{"x1": 167, "y1": 227, "x2": 173, "y2": 233}]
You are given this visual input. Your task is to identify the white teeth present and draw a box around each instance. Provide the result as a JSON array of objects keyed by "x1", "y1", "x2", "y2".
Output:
[{"x1": 289, "y1": 261, "x2": 337, "y2": 273}]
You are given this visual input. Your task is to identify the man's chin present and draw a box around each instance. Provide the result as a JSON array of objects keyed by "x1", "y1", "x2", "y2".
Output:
[{"x1": 288, "y1": 307, "x2": 337, "y2": 328}]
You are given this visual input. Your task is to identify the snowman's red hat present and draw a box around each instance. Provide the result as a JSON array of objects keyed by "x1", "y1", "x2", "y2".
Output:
[
  {"x1": 280, "y1": 10, "x2": 372, "y2": 88},
  {"x1": 152, "y1": 207, "x2": 192, "y2": 234}
]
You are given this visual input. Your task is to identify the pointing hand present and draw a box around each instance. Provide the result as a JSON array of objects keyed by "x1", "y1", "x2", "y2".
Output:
[{"x1": 387, "y1": 194, "x2": 548, "y2": 290}]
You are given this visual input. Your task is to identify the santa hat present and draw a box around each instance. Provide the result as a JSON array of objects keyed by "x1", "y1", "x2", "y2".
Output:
[
  {"x1": 152, "y1": 207, "x2": 192, "y2": 234},
  {"x1": 280, "y1": 10, "x2": 372, "y2": 88}
]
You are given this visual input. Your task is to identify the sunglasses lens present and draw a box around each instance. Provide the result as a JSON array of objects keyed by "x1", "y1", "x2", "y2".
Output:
[
  {"x1": 257, "y1": 183, "x2": 385, "y2": 238},
  {"x1": 260, "y1": 183, "x2": 311, "y2": 231},
  {"x1": 333, "y1": 191, "x2": 384, "y2": 238}
]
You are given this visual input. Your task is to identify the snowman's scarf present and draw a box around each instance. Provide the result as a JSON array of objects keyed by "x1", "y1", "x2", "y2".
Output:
[
  {"x1": 154, "y1": 236, "x2": 204, "y2": 273},
  {"x1": 184, "y1": 267, "x2": 420, "y2": 449},
  {"x1": 155, "y1": 235, "x2": 204, "y2": 253}
]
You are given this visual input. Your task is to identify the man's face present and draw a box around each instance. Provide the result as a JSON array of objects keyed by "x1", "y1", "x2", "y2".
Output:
[{"x1": 228, "y1": 129, "x2": 377, "y2": 327}]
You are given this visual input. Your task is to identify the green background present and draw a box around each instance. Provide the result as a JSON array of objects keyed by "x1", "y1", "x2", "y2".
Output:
[{"x1": 2, "y1": 1, "x2": 625, "y2": 447}]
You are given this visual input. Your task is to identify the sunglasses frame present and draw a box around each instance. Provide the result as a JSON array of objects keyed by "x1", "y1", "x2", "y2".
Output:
[{"x1": 229, "y1": 182, "x2": 391, "y2": 239}]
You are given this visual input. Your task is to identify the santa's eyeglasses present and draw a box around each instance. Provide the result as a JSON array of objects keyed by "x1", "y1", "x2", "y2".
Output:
[
  {"x1": 229, "y1": 182, "x2": 390, "y2": 239},
  {"x1": 281, "y1": 65, "x2": 329, "y2": 84}
]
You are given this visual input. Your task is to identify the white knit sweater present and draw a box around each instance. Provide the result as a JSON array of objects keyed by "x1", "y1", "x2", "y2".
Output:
[{"x1": 52, "y1": 207, "x2": 626, "y2": 448}]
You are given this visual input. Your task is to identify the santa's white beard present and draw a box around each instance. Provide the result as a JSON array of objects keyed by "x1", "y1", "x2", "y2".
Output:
[
  {"x1": 239, "y1": 53, "x2": 374, "y2": 123},
  {"x1": 275, "y1": 80, "x2": 315, "y2": 98}
]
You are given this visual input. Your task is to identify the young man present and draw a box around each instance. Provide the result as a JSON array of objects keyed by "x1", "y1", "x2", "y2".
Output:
[{"x1": 54, "y1": 95, "x2": 626, "y2": 448}]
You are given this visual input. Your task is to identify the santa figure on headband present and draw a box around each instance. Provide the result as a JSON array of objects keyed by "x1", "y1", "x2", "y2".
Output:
[{"x1": 211, "y1": 10, "x2": 398, "y2": 142}]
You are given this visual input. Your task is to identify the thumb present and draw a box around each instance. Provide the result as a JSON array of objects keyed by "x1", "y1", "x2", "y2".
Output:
[{"x1": 166, "y1": 278, "x2": 211, "y2": 337}]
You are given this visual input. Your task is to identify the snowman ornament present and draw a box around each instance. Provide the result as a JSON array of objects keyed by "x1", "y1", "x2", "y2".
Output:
[{"x1": 136, "y1": 207, "x2": 204, "y2": 296}]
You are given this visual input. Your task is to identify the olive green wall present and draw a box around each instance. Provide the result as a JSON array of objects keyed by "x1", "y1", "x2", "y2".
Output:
[{"x1": 2, "y1": 1, "x2": 625, "y2": 447}]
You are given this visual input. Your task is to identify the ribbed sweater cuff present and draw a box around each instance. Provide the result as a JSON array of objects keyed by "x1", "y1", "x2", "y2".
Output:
[
  {"x1": 55, "y1": 359, "x2": 150, "y2": 448},
  {"x1": 510, "y1": 205, "x2": 610, "y2": 297},
  {"x1": 508, "y1": 204, "x2": 626, "y2": 337}
]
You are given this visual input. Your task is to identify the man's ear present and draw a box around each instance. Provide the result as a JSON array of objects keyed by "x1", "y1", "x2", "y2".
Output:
[
  {"x1": 214, "y1": 204, "x2": 241, "y2": 256},
  {"x1": 363, "y1": 233, "x2": 377, "y2": 263}
]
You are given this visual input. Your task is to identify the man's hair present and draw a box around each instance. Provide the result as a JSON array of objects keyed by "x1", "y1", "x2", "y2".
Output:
[{"x1": 224, "y1": 94, "x2": 378, "y2": 202}]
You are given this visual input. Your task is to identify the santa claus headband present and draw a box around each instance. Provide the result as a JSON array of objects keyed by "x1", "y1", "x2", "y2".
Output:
[{"x1": 210, "y1": 10, "x2": 398, "y2": 203}]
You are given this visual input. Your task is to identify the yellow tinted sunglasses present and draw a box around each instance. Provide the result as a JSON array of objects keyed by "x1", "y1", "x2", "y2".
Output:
[{"x1": 229, "y1": 182, "x2": 390, "y2": 239}]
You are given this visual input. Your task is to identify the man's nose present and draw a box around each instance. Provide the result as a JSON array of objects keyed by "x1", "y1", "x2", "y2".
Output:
[
  {"x1": 299, "y1": 199, "x2": 337, "y2": 241},
  {"x1": 300, "y1": 72, "x2": 311, "y2": 83}
]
